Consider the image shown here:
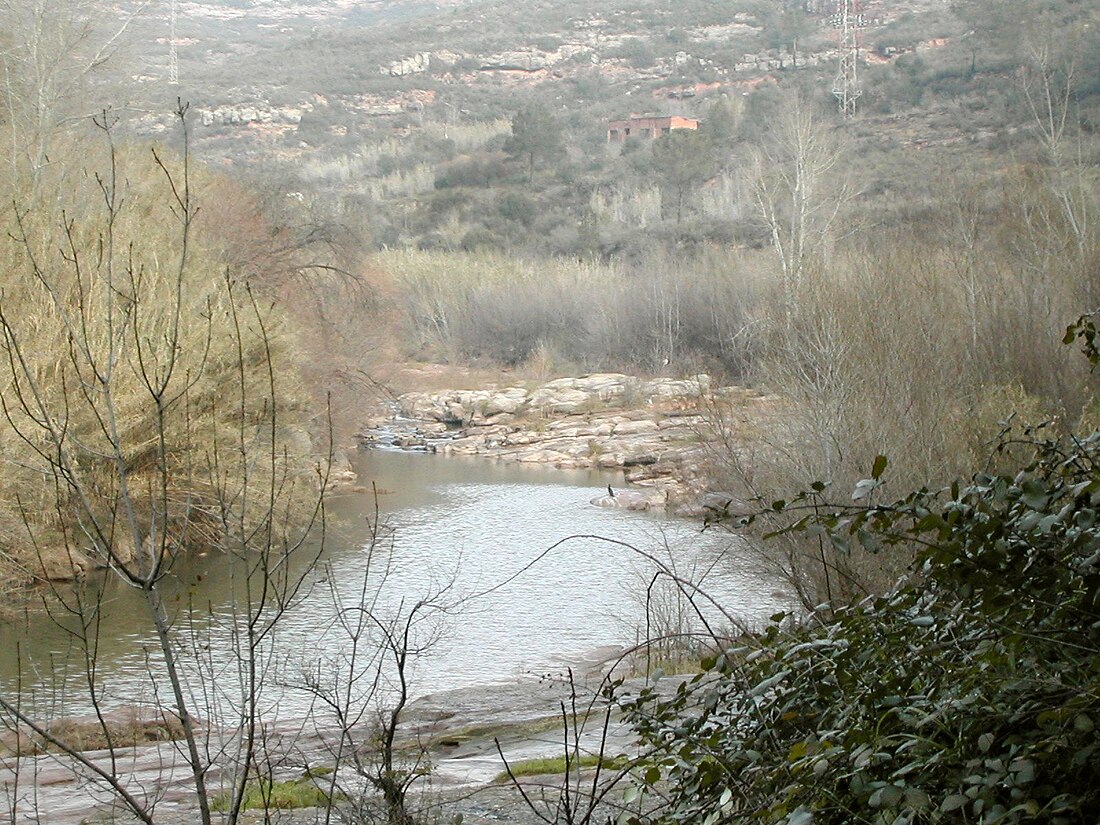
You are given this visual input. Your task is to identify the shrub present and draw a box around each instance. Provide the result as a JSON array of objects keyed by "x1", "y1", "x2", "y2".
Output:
[
  {"x1": 625, "y1": 430, "x2": 1100, "y2": 824},
  {"x1": 212, "y1": 776, "x2": 335, "y2": 812},
  {"x1": 433, "y1": 151, "x2": 511, "y2": 189}
]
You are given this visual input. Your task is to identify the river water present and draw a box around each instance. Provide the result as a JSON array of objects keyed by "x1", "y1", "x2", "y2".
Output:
[{"x1": 0, "y1": 450, "x2": 786, "y2": 722}]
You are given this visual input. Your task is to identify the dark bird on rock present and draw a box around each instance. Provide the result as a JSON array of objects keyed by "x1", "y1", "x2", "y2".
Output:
[{"x1": 607, "y1": 484, "x2": 615, "y2": 498}]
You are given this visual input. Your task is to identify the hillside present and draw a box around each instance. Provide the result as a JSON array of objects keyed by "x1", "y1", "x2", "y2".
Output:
[
  {"x1": 104, "y1": 0, "x2": 1097, "y2": 262},
  {"x1": 140, "y1": 0, "x2": 959, "y2": 147},
  {"x1": 0, "y1": 0, "x2": 1061, "y2": 275}
]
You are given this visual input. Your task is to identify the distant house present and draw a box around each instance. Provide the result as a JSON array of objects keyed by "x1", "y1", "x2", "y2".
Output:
[{"x1": 607, "y1": 115, "x2": 700, "y2": 143}]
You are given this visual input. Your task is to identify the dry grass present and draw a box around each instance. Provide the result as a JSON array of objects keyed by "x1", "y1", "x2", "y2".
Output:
[
  {"x1": 0, "y1": 710, "x2": 186, "y2": 758},
  {"x1": 708, "y1": 205, "x2": 1100, "y2": 605},
  {"x1": 0, "y1": 136, "x2": 319, "y2": 584}
]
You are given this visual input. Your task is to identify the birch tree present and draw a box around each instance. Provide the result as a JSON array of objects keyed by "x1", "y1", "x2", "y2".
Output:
[
  {"x1": 0, "y1": 0, "x2": 147, "y2": 189},
  {"x1": 751, "y1": 92, "x2": 854, "y2": 334}
]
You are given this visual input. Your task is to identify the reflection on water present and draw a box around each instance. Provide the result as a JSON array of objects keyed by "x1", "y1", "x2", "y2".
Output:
[{"x1": 0, "y1": 451, "x2": 786, "y2": 719}]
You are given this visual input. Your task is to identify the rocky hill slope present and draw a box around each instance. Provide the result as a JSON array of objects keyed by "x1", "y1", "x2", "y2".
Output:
[
  {"x1": 131, "y1": 0, "x2": 959, "y2": 154},
  {"x1": 110, "y1": 0, "x2": 1097, "y2": 258}
]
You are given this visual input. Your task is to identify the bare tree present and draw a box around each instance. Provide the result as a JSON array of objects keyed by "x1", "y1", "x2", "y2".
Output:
[
  {"x1": 0, "y1": 0, "x2": 148, "y2": 190},
  {"x1": 751, "y1": 92, "x2": 854, "y2": 335},
  {"x1": 496, "y1": 669, "x2": 629, "y2": 825},
  {"x1": 1015, "y1": 33, "x2": 1097, "y2": 303},
  {"x1": 0, "y1": 105, "x2": 329, "y2": 825}
]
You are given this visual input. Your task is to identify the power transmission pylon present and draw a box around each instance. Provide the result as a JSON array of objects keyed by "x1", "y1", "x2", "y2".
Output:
[
  {"x1": 831, "y1": 0, "x2": 864, "y2": 118},
  {"x1": 169, "y1": 0, "x2": 179, "y2": 85}
]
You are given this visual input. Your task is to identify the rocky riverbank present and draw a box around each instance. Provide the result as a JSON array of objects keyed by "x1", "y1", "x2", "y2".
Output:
[
  {"x1": 357, "y1": 373, "x2": 767, "y2": 516},
  {"x1": 6, "y1": 654, "x2": 653, "y2": 825}
]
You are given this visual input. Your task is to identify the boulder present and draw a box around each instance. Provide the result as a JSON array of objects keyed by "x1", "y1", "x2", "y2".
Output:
[
  {"x1": 480, "y1": 49, "x2": 561, "y2": 71},
  {"x1": 596, "y1": 453, "x2": 626, "y2": 469},
  {"x1": 383, "y1": 52, "x2": 431, "y2": 77},
  {"x1": 573, "y1": 373, "x2": 637, "y2": 401},
  {"x1": 397, "y1": 392, "x2": 440, "y2": 420},
  {"x1": 481, "y1": 389, "x2": 527, "y2": 417},
  {"x1": 590, "y1": 489, "x2": 666, "y2": 511},
  {"x1": 444, "y1": 401, "x2": 469, "y2": 423},
  {"x1": 539, "y1": 377, "x2": 579, "y2": 391},
  {"x1": 612, "y1": 419, "x2": 660, "y2": 436},
  {"x1": 547, "y1": 425, "x2": 595, "y2": 438},
  {"x1": 528, "y1": 387, "x2": 592, "y2": 415},
  {"x1": 645, "y1": 378, "x2": 702, "y2": 398}
]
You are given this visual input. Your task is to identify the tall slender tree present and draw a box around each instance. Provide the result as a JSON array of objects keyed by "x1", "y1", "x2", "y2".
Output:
[
  {"x1": 651, "y1": 130, "x2": 717, "y2": 224},
  {"x1": 504, "y1": 104, "x2": 563, "y2": 182}
]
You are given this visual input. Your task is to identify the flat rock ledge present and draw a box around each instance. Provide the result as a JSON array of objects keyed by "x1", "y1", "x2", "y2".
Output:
[
  {"x1": 34, "y1": 665, "x2": 659, "y2": 825},
  {"x1": 358, "y1": 373, "x2": 765, "y2": 516}
]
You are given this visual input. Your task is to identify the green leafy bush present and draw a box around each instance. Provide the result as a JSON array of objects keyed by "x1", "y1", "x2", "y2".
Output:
[{"x1": 624, "y1": 429, "x2": 1100, "y2": 824}]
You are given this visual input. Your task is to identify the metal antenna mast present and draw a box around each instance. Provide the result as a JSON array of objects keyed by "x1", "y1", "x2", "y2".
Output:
[
  {"x1": 831, "y1": 0, "x2": 864, "y2": 118},
  {"x1": 169, "y1": 0, "x2": 179, "y2": 85}
]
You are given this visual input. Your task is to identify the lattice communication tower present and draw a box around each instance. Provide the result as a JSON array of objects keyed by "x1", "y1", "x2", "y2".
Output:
[
  {"x1": 169, "y1": 0, "x2": 179, "y2": 85},
  {"x1": 831, "y1": 0, "x2": 865, "y2": 118}
]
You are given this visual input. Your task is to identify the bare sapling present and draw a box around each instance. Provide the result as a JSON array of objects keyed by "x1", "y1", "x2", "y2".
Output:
[
  {"x1": 0, "y1": 103, "x2": 329, "y2": 825},
  {"x1": 297, "y1": 489, "x2": 458, "y2": 825}
]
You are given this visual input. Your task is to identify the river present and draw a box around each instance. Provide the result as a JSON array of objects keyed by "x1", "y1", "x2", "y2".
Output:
[{"x1": 0, "y1": 449, "x2": 786, "y2": 722}]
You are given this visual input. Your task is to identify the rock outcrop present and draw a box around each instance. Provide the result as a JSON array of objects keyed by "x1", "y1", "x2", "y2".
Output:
[
  {"x1": 393, "y1": 374, "x2": 712, "y2": 425},
  {"x1": 383, "y1": 52, "x2": 432, "y2": 77},
  {"x1": 359, "y1": 374, "x2": 767, "y2": 516},
  {"x1": 199, "y1": 105, "x2": 305, "y2": 128}
]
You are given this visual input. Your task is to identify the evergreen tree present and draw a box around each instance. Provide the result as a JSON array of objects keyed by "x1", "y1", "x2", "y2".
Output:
[
  {"x1": 504, "y1": 104, "x2": 564, "y2": 182},
  {"x1": 650, "y1": 130, "x2": 718, "y2": 224}
]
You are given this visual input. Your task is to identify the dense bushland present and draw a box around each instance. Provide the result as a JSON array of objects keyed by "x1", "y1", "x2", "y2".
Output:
[{"x1": 377, "y1": 246, "x2": 766, "y2": 374}]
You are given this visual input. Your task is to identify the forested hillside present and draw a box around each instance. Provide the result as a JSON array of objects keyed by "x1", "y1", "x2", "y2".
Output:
[{"x1": 117, "y1": 0, "x2": 1099, "y2": 256}]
